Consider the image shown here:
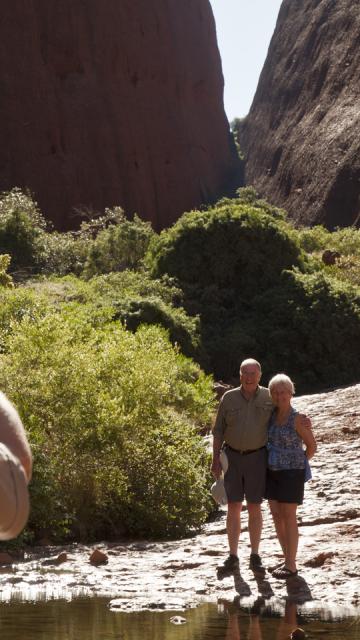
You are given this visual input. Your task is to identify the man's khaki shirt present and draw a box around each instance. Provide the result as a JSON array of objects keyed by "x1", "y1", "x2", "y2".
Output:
[{"x1": 212, "y1": 385, "x2": 273, "y2": 450}]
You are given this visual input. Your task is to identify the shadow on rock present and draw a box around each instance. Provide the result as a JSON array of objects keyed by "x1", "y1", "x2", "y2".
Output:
[
  {"x1": 233, "y1": 568, "x2": 252, "y2": 597},
  {"x1": 286, "y1": 575, "x2": 312, "y2": 604},
  {"x1": 253, "y1": 573, "x2": 274, "y2": 600},
  {"x1": 216, "y1": 566, "x2": 251, "y2": 597}
]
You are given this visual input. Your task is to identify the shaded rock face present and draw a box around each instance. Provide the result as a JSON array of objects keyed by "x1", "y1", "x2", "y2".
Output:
[
  {"x1": 0, "y1": 1, "x2": 240, "y2": 230},
  {"x1": 239, "y1": 0, "x2": 360, "y2": 229}
]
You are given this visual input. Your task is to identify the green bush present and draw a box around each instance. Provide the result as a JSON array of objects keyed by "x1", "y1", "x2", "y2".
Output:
[
  {"x1": 22, "y1": 271, "x2": 201, "y2": 360},
  {"x1": 0, "y1": 312, "x2": 215, "y2": 541},
  {"x1": 83, "y1": 209, "x2": 154, "y2": 278},
  {"x1": 40, "y1": 230, "x2": 88, "y2": 276},
  {"x1": 0, "y1": 284, "x2": 50, "y2": 353},
  {"x1": 197, "y1": 269, "x2": 360, "y2": 388},
  {"x1": 0, "y1": 191, "x2": 156, "y2": 279},
  {"x1": 251, "y1": 270, "x2": 360, "y2": 391},
  {"x1": 113, "y1": 296, "x2": 202, "y2": 361},
  {"x1": 235, "y1": 186, "x2": 287, "y2": 221},
  {"x1": 0, "y1": 189, "x2": 48, "y2": 275},
  {"x1": 145, "y1": 200, "x2": 308, "y2": 378},
  {"x1": 0, "y1": 254, "x2": 13, "y2": 288},
  {"x1": 326, "y1": 255, "x2": 360, "y2": 289},
  {"x1": 298, "y1": 225, "x2": 360, "y2": 256},
  {"x1": 146, "y1": 201, "x2": 305, "y2": 300}
]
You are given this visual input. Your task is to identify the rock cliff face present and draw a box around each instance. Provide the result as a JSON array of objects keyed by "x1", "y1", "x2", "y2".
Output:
[
  {"x1": 0, "y1": 1, "x2": 239, "y2": 230},
  {"x1": 239, "y1": 0, "x2": 360, "y2": 228}
]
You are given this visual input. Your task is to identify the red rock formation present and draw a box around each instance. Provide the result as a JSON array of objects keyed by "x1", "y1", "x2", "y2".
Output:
[
  {"x1": 238, "y1": 0, "x2": 360, "y2": 229},
  {"x1": 0, "y1": 1, "x2": 240, "y2": 230}
]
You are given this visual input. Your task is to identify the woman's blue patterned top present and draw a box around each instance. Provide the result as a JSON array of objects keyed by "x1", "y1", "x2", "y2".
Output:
[{"x1": 267, "y1": 407, "x2": 305, "y2": 471}]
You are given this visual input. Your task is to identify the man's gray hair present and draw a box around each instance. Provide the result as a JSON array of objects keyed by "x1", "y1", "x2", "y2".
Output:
[
  {"x1": 268, "y1": 373, "x2": 295, "y2": 395},
  {"x1": 240, "y1": 358, "x2": 261, "y2": 373}
]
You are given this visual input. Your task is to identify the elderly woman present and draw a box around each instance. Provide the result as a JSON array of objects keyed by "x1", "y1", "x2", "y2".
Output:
[{"x1": 266, "y1": 374, "x2": 317, "y2": 579}]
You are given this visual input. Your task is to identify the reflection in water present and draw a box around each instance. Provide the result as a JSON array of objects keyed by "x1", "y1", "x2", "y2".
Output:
[
  {"x1": 220, "y1": 599, "x2": 299, "y2": 640},
  {"x1": 0, "y1": 597, "x2": 358, "y2": 640},
  {"x1": 218, "y1": 597, "x2": 360, "y2": 640}
]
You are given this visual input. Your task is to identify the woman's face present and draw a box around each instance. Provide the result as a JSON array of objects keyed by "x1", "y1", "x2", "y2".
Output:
[{"x1": 270, "y1": 383, "x2": 292, "y2": 408}]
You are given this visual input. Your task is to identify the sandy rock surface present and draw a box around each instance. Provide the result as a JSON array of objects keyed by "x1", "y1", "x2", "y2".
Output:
[{"x1": 0, "y1": 384, "x2": 359, "y2": 614}]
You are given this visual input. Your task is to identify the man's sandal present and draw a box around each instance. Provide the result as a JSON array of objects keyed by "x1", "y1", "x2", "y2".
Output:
[{"x1": 272, "y1": 565, "x2": 298, "y2": 579}]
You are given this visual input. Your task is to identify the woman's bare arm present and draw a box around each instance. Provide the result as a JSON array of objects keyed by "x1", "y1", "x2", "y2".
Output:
[{"x1": 295, "y1": 414, "x2": 317, "y2": 460}]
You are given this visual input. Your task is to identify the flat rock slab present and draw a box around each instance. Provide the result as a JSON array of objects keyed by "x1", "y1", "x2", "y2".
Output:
[{"x1": 0, "y1": 385, "x2": 359, "y2": 614}]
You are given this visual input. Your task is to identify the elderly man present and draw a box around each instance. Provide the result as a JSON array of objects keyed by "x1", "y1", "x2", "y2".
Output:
[
  {"x1": 0, "y1": 391, "x2": 32, "y2": 540},
  {"x1": 211, "y1": 358, "x2": 309, "y2": 573}
]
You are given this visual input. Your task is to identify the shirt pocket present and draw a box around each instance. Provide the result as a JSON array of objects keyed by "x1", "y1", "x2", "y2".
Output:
[
  {"x1": 254, "y1": 402, "x2": 273, "y2": 426},
  {"x1": 225, "y1": 408, "x2": 242, "y2": 429}
]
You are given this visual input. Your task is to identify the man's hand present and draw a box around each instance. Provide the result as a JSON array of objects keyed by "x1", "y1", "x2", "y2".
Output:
[{"x1": 211, "y1": 456, "x2": 222, "y2": 479}]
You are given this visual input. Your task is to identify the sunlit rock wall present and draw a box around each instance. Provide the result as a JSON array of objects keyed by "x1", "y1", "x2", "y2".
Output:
[{"x1": 239, "y1": 0, "x2": 360, "y2": 228}]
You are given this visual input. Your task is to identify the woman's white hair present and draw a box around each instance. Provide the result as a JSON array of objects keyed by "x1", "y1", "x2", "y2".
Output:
[{"x1": 268, "y1": 373, "x2": 295, "y2": 395}]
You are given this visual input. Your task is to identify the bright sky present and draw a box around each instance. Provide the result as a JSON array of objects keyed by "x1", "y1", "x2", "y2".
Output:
[{"x1": 209, "y1": 0, "x2": 283, "y2": 121}]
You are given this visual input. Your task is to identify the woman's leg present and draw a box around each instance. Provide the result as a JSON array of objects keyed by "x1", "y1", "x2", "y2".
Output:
[
  {"x1": 280, "y1": 502, "x2": 298, "y2": 572},
  {"x1": 268, "y1": 499, "x2": 286, "y2": 557}
]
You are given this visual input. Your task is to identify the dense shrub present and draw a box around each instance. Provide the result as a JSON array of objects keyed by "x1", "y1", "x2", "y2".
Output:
[
  {"x1": 326, "y1": 255, "x2": 360, "y2": 288},
  {"x1": 144, "y1": 200, "x2": 360, "y2": 389},
  {"x1": 21, "y1": 271, "x2": 201, "y2": 360},
  {"x1": 0, "y1": 284, "x2": 50, "y2": 353},
  {"x1": 0, "y1": 254, "x2": 13, "y2": 288},
  {"x1": 235, "y1": 186, "x2": 287, "y2": 221},
  {"x1": 298, "y1": 225, "x2": 360, "y2": 256},
  {"x1": 145, "y1": 200, "x2": 309, "y2": 378},
  {"x1": 298, "y1": 225, "x2": 360, "y2": 290},
  {"x1": 195, "y1": 269, "x2": 360, "y2": 388},
  {"x1": 40, "y1": 230, "x2": 88, "y2": 276},
  {"x1": 251, "y1": 270, "x2": 360, "y2": 391},
  {"x1": 146, "y1": 201, "x2": 305, "y2": 300},
  {"x1": 0, "y1": 191, "x2": 156, "y2": 278},
  {"x1": 0, "y1": 312, "x2": 215, "y2": 541},
  {"x1": 113, "y1": 297, "x2": 202, "y2": 361},
  {"x1": 83, "y1": 210, "x2": 154, "y2": 278},
  {"x1": 0, "y1": 189, "x2": 48, "y2": 275}
]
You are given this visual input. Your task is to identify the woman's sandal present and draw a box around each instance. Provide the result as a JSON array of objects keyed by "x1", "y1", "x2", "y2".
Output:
[{"x1": 272, "y1": 565, "x2": 298, "y2": 579}]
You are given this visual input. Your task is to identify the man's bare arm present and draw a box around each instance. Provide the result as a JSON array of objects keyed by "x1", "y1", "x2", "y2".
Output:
[{"x1": 211, "y1": 436, "x2": 223, "y2": 479}]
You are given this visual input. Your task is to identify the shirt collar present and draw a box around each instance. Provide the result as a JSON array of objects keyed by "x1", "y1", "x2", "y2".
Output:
[{"x1": 240, "y1": 385, "x2": 260, "y2": 400}]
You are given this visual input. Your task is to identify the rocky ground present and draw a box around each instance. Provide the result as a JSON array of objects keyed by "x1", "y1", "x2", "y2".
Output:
[{"x1": 0, "y1": 384, "x2": 359, "y2": 617}]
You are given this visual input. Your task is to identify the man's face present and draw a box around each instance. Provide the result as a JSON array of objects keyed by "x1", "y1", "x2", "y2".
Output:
[{"x1": 240, "y1": 364, "x2": 261, "y2": 394}]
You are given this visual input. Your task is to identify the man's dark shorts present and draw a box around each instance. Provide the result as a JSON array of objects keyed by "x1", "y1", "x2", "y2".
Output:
[
  {"x1": 223, "y1": 445, "x2": 267, "y2": 504},
  {"x1": 265, "y1": 468, "x2": 305, "y2": 505}
]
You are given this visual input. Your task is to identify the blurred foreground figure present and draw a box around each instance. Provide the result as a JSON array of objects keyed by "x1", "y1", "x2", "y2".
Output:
[{"x1": 0, "y1": 391, "x2": 32, "y2": 540}]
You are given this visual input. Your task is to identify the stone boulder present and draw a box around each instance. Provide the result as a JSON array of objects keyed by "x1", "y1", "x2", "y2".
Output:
[
  {"x1": 238, "y1": 0, "x2": 360, "y2": 229},
  {"x1": 0, "y1": 1, "x2": 240, "y2": 230}
]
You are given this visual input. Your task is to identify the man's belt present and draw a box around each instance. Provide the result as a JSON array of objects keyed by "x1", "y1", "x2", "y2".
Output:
[{"x1": 225, "y1": 444, "x2": 266, "y2": 455}]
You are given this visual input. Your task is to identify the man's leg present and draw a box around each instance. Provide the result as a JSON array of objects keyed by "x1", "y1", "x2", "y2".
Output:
[
  {"x1": 243, "y1": 448, "x2": 266, "y2": 571},
  {"x1": 247, "y1": 502, "x2": 263, "y2": 554},
  {"x1": 227, "y1": 501, "x2": 242, "y2": 556}
]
